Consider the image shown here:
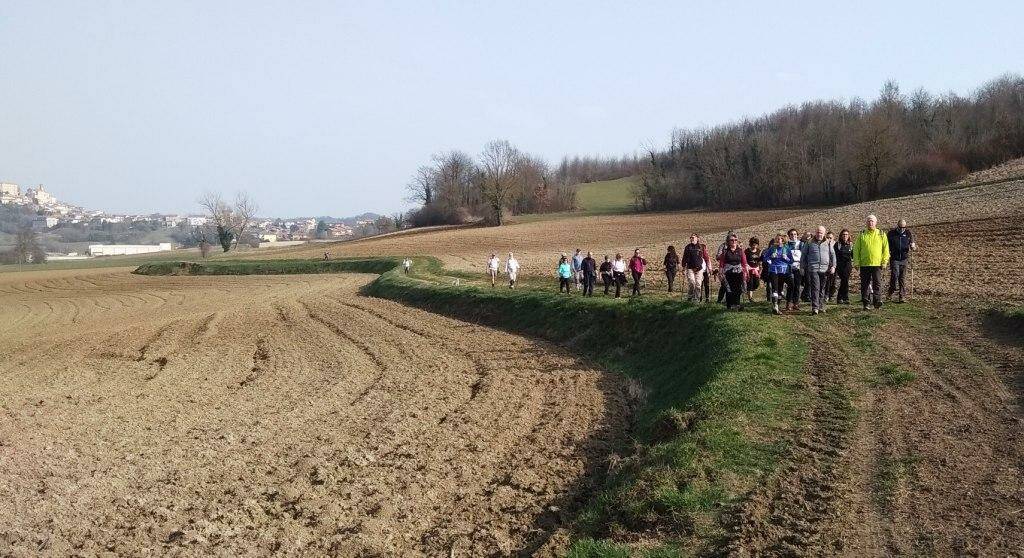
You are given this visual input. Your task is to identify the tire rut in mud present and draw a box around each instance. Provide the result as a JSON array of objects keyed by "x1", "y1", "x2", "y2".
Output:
[{"x1": 720, "y1": 327, "x2": 855, "y2": 557}]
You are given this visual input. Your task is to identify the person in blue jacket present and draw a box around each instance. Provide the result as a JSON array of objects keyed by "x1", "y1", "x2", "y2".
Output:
[
  {"x1": 762, "y1": 232, "x2": 794, "y2": 315},
  {"x1": 557, "y1": 255, "x2": 573, "y2": 294}
]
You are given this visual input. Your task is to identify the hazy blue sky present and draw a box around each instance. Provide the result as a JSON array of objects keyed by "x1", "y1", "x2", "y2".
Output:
[{"x1": 1, "y1": 1, "x2": 1021, "y2": 217}]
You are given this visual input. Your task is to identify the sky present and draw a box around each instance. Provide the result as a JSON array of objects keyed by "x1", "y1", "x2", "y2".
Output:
[{"x1": 1, "y1": 1, "x2": 1022, "y2": 217}]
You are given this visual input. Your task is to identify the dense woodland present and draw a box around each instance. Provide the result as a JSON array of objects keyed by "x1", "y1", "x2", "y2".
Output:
[
  {"x1": 404, "y1": 75, "x2": 1023, "y2": 225},
  {"x1": 636, "y1": 74, "x2": 1024, "y2": 210}
]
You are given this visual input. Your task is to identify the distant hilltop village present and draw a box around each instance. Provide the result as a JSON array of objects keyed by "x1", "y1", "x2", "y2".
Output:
[{"x1": 0, "y1": 181, "x2": 375, "y2": 241}]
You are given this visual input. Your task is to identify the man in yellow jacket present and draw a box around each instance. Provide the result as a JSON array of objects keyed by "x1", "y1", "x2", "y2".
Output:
[{"x1": 853, "y1": 214, "x2": 889, "y2": 310}]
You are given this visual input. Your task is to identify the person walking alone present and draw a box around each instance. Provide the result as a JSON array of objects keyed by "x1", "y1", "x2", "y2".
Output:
[
  {"x1": 487, "y1": 253, "x2": 500, "y2": 287},
  {"x1": 763, "y1": 233, "x2": 793, "y2": 315},
  {"x1": 886, "y1": 219, "x2": 916, "y2": 303},
  {"x1": 718, "y1": 234, "x2": 749, "y2": 310},
  {"x1": 853, "y1": 214, "x2": 890, "y2": 310},
  {"x1": 557, "y1": 255, "x2": 573, "y2": 294},
  {"x1": 682, "y1": 234, "x2": 706, "y2": 301},
  {"x1": 581, "y1": 251, "x2": 597, "y2": 297},
  {"x1": 834, "y1": 230, "x2": 854, "y2": 304},
  {"x1": 611, "y1": 253, "x2": 627, "y2": 298},
  {"x1": 628, "y1": 248, "x2": 647, "y2": 297},
  {"x1": 599, "y1": 256, "x2": 613, "y2": 295},
  {"x1": 663, "y1": 245, "x2": 680, "y2": 293},
  {"x1": 504, "y1": 252, "x2": 520, "y2": 289},
  {"x1": 802, "y1": 226, "x2": 836, "y2": 315}
]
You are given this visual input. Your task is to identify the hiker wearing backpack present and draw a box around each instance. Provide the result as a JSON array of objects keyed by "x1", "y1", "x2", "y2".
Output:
[
  {"x1": 886, "y1": 219, "x2": 916, "y2": 303},
  {"x1": 834, "y1": 230, "x2": 854, "y2": 304},
  {"x1": 682, "y1": 234, "x2": 706, "y2": 301},
  {"x1": 581, "y1": 251, "x2": 597, "y2": 297},
  {"x1": 718, "y1": 233, "x2": 749, "y2": 311},
  {"x1": 763, "y1": 232, "x2": 793, "y2": 315},
  {"x1": 487, "y1": 253, "x2": 500, "y2": 287},
  {"x1": 571, "y1": 248, "x2": 584, "y2": 292},
  {"x1": 599, "y1": 256, "x2": 613, "y2": 295},
  {"x1": 557, "y1": 255, "x2": 573, "y2": 294},
  {"x1": 744, "y1": 237, "x2": 763, "y2": 303},
  {"x1": 801, "y1": 226, "x2": 836, "y2": 315},
  {"x1": 504, "y1": 252, "x2": 521, "y2": 289},
  {"x1": 853, "y1": 214, "x2": 890, "y2": 310},
  {"x1": 628, "y1": 248, "x2": 647, "y2": 296},
  {"x1": 785, "y1": 229, "x2": 805, "y2": 311},
  {"x1": 611, "y1": 253, "x2": 628, "y2": 298},
  {"x1": 698, "y1": 236, "x2": 712, "y2": 303},
  {"x1": 663, "y1": 245, "x2": 680, "y2": 293}
]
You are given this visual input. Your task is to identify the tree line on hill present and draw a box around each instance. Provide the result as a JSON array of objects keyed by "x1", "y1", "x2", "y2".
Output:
[
  {"x1": 635, "y1": 74, "x2": 1024, "y2": 211},
  {"x1": 405, "y1": 142, "x2": 639, "y2": 226}
]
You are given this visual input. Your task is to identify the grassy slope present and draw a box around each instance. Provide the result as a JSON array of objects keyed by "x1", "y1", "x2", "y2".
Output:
[
  {"x1": 144, "y1": 257, "x2": 809, "y2": 555},
  {"x1": 508, "y1": 176, "x2": 639, "y2": 225},
  {"x1": 576, "y1": 177, "x2": 639, "y2": 215}
]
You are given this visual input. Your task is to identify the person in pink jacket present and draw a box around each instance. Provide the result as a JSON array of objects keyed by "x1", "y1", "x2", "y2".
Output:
[{"x1": 628, "y1": 248, "x2": 647, "y2": 296}]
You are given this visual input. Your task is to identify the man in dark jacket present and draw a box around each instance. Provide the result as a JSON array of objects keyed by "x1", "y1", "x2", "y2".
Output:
[
  {"x1": 581, "y1": 251, "x2": 597, "y2": 297},
  {"x1": 886, "y1": 219, "x2": 916, "y2": 303}
]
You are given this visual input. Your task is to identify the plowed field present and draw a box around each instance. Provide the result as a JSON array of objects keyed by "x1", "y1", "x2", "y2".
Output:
[{"x1": 0, "y1": 269, "x2": 630, "y2": 556}]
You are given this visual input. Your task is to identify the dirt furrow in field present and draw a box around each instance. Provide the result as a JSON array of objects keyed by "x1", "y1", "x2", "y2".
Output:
[{"x1": 0, "y1": 270, "x2": 631, "y2": 557}]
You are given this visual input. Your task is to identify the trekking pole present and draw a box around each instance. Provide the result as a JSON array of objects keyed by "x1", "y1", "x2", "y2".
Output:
[{"x1": 908, "y1": 252, "x2": 914, "y2": 301}]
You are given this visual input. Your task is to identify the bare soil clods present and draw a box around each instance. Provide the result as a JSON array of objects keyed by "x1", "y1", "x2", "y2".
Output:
[{"x1": 0, "y1": 270, "x2": 631, "y2": 556}]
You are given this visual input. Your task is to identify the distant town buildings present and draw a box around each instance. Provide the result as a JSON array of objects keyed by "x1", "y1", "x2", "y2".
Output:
[
  {"x1": 2, "y1": 179, "x2": 372, "y2": 252},
  {"x1": 88, "y1": 243, "x2": 173, "y2": 256},
  {"x1": 31, "y1": 216, "x2": 59, "y2": 230}
]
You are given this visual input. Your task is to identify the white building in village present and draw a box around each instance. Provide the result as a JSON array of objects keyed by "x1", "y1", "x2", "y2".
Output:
[
  {"x1": 31, "y1": 216, "x2": 59, "y2": 230},
  {"x1": 26, "y1": 185, "x2": 54, "y2": 205},
  {"x1": 88, "y1": 243, "x2": 173, "y2": 256}
]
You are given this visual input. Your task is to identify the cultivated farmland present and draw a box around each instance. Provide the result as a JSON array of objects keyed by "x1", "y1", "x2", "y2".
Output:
[{"x1": 0, "y1": 270, "x2": 630, "y2": 556}]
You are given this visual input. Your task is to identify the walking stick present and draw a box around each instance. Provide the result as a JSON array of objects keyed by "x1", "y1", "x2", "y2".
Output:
[{"x1": 908, "y1": 252, "x2": 914, "y2": 301}]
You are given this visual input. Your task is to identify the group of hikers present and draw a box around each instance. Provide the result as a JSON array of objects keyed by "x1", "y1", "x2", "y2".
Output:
[{"x1": 486, "y1": 214, "x2": 917, "y2": 315}]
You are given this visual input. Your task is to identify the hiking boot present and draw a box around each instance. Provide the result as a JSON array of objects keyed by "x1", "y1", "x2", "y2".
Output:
[
  {"x1": 812, "y1": 309, "x2": 819, "y2": 315},
  {"x1": 863, "y1": 302, "x2": 870, "y2": 310},
  {"x1": 772, "y1": 304, "x2": 781, "y2": 315}
]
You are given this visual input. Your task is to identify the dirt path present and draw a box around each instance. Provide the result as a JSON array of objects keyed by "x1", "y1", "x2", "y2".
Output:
[
  {"x1": 723, "y1": 303, "x2": 1024, "y2": 556},
  {"x1": 0, "y1": 270, "x2": 632, "y2": 556}
]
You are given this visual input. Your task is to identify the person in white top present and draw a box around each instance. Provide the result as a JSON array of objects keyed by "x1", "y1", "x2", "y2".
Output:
[
  {"x1": 504, "y1": 252, "x2": 520, "y2": 289},
  {"x1": 487, "y1": 253, "x2": 500, "y2": 287},
  {"x1": 610, "y1": 252, "x2": 627, "y2": 298},
  {"x1": 402, "y1": 258, "x2": 412, "y2": 274}
]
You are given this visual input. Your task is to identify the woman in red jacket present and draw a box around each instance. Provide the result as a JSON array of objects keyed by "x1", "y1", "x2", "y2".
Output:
[
  {"x1": 628, "y1": 248, "x2": 647, "y2": 296},
  {"x1": 717, "y1": 234, "x2": 749, "y2": 310}
]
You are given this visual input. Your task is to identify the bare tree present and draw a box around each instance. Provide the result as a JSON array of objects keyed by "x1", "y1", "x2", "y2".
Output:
[
  {"x1": 199, "y1": 191, "x2": 259, "y2": 252},
  {"x1": 406, "y1": 165, "x2": 437, "y2": 206},
  {"x1": 232, "y1": 192, "x2": 259, "y2": 248},
  {"x1": 189, "y1": 225, "x2": 214, "y2": 258},
  {"x1": 433, "y1": 150, "x2": 477, "y2": 211},
  {"x1": 478, "y1": 139, "x2": 521, "y2": 225},
  {"x1": 12, "y1": 227, "x2": 45, "y2": 264}
]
